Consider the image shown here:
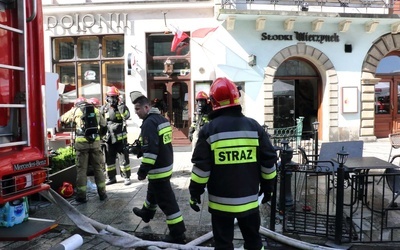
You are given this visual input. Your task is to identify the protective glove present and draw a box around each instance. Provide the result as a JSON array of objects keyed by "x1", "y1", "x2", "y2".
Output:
[
  {"x1": 189, "y1": 196, "x2": 201, "y2": 212},
  {"x1": 258, "y1": 189, "x2": 272, "y2": 204},
  {"x1": 138, "y1": 174, "x2": 146, "y2": 181}
]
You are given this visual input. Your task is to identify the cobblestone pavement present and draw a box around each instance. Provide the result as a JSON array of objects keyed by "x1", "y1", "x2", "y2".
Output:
[{"x1": 1, "y1": 140, "x2": 400, "y2": 249}]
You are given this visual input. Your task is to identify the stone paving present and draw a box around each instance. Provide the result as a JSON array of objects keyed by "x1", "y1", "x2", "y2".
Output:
[{"x1": 1, "y1": 139, "x2": 400, "y2": 249}]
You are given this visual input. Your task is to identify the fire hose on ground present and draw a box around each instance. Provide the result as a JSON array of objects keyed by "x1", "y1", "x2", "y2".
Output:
[{"x1": 40, "y1": 189, "x2": 340, "y2": 250}]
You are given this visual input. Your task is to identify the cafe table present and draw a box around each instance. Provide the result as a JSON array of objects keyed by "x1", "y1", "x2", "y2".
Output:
[{"x1": 333, "y1": 156, "x2": 397, "y2": 212}]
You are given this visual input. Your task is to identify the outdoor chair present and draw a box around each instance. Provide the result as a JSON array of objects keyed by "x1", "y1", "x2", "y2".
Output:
[
  {"x1": 385, "y1": 155, "x2": 400, "y2": 208},
  {"x1": 377, "y1": 132, "x2": 400, "y2": 185},
  {"x1": 388, "y1": 132, "x2": 400, "y2": 162}
]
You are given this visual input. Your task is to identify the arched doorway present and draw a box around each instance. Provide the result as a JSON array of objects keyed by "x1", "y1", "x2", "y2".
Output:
[
  {"x1": 375, "y1": 55, "x2": 400, "y2": 137},
  {"x1": 147, "y1": 81, "x2": 190, "y2": 142},
  {"x1": 273, "y1": 58, "x2": 321, "y2": 137}
]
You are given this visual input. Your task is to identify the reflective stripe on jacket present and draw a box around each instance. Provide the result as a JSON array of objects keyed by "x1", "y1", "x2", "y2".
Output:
[{"x1": 190, "y1": 109, "x2": 277, "y2": 217}]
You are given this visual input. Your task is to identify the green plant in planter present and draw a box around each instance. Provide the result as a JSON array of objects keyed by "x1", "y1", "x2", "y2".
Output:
[{"x1": 50, "y1": 146, "x2": 76, "y2": 174}]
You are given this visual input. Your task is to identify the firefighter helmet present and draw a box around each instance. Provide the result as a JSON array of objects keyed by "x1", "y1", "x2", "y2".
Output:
[
  {"x1": 196, "y1": 91, "x2": 208, "y2": 100},
  {"x1": 58, "y1": 182, "x2": 74, "y2": 198},
  {"x1": 74, "y1": 97, "x2": 87, "y2": 106},
  {"x1": 209, "y1": 77, "x2": 240, "y2": 110},
  {"x1": 106, "y1": 86, "x2": 120, "y2": 96},
  {"x1": 88, "y1": 97, "x2": 100, "y2": 106}
]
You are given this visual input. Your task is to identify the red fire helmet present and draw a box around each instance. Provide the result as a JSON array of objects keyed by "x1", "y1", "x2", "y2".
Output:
[
  {"x1": 196, "y1": 91, "x2": 208, "y2": 100},
  {"x1": 209, "y1": 77, "x2": 240, "y2": 110},
  {"x1": 106, "y1": 86, "x2": 120, "y2": 97},
  {"x1": 58, "y1": 182, "x2": 74, "y2": 198}
]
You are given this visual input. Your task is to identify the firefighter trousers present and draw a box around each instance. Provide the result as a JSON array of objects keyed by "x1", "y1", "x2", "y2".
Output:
[
  {"x1": 104, "y1": 141, "x2": 131, "y2": 179},
  {"x1": 146, "y1": 180, "x2": 186, "y2": 238},
  {"x1": 211, "y1": 212, "x2": 263, "y2": 250},
  {"x1": 74, "y1": 141, "x2": 106, "y2": 199}
]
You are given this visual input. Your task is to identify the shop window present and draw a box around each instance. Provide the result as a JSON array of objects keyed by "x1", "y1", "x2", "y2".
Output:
[
  {"x1": 275, "y1": 59, "x2": 318, "y2": 77},
  {"x1": 147, "y1": 33, "x2": 190, "y2": 77},
  {"x1": 52, "y1": 35, "x2": 124, "y2": 128},
  {"x1": 77, "y1": 36, "x2": 99, "y2": 59},
  {"x1": 53, "y1": 37, "x2": 74, "y2": 60},
  {"x1": 103, "y1": 36, "x2": 124, "y2": 58},
  {"x1": 375, "y1": 82, "x2": 390, "y2": 114}
]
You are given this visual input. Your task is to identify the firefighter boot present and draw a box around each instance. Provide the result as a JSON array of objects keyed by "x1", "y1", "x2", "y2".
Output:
[
  {"x1": 124, "y1": 178, "x2": 131, "y2": 186},
  {"x1": 105, "y1": 177, "x2": 117, "y2": 185},
  {"x1": 98, "y1": 188, "x2": 108, "y2": 201},
  {"x1": 132, "y1": 206, "x2": 155, "y2": 223},
  {"x1": 163, "y1": 221, "x2": 186, "y2": 244}
]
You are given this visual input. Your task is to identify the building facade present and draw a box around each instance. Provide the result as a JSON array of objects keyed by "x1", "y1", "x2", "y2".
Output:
[{"x1": 42, "y1": 0, "x2": 400, "y2": 143}]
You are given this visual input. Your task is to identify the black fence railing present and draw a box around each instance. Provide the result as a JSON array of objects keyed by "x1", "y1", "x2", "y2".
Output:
[{"x1": 273, "y1": 166, "x2": 400, "y2": 244}]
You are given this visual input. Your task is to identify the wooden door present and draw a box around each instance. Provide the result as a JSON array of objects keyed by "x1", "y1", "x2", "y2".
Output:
[
  {"x1": 147, "y1": 81, "x2": 190, "y2": 144},
  {"x1": 374, "y1": 78, "x2": 400, "y2": 137}
]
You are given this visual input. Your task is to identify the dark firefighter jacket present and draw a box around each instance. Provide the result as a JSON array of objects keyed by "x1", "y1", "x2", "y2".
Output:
[
  {"x1": 189, "y1": 106, "x2": 278, "y2": 218},
  {"x1": 101, "y1": 103, "x2": 130, "y2": 144},
  {"x1": 137, "y1": 107, "x2": 174, "y2": 181}
]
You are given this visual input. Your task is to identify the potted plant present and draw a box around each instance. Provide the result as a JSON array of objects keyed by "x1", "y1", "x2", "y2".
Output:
[{"x1": 48, "y1": 146, "x2": 77, "y2": 190}]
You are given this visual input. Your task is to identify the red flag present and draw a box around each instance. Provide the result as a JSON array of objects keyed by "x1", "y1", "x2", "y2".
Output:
[
  {"x1": 171, "y1": 31, "x2": 189, "y2": 52},
  {"x1": 192, "y1": 27, "x2": 218, "y2": 38}
]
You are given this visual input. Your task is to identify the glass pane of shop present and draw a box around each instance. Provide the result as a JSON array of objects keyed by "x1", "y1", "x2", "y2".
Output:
[
  {"x1": 147, "y1": 33, "x2": 190, "y2": 57},
  {"x1": 53, "y1": 37, "x2": 74, "y2": 60},
  {"x1": 275, "y1": 60, "x2": 318, "y2": 76},
  {"x1": 105, "y1": 62, "x2": 125, "y2": 90},
  {"x1": 375, "y1": 82, "x2": 390, "y2": 114},
  {"x1": 79, "y1": 62, "x2": 100, "y2": 99},
  {"x1": 103, "y1": 35, "x2": 124, "y2": 58},
  {"x1": 77, "y1": 36, "x2": 99, "y2": 59}
]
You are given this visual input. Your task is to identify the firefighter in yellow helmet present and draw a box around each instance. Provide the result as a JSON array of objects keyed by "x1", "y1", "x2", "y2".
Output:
[
  {"x1": 60, "y1": 97, "x2": 108, "y2": 203},
  {"x1": 100, "y1": 86, "x2": 132, "y2": 185},
  {"x1": 189, "y1": 77, "x2": 277, "y2": 249}
]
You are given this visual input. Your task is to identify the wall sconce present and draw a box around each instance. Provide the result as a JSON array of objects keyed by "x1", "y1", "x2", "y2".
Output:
[
  {"x1": 312, "y1": 19, "x2": 324, "y2": 32},
  {"x1": 256, "y1": 17, "x2": 266, "y2": 31},
  {"x1": 248, "y1": 54, "x2": 257, "y2": 67},
  {"x1": 301, "y1": 2, "x2": 309, "y2": 11},
  {"x1": 391, "y1": 22, "x2": 400, "y2": 34},
  {"x1": 338, "y1": 20, "x2": 352, "y2": 33},
  {"x1": 365, "y1": 20, "x2": 379, "y2": 33},
  {"x1": 284, "y1": 18, "x2": 296, "y2": 31},
  {"x1": 163, "y1": 59, "x2": 174, "y2": 76},
  {"x1": 226, "y1": 16, "x2": 236, "y2": 31}
]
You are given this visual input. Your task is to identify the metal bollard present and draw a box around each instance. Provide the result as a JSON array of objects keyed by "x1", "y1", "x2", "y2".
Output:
[{"x1": 279, "y1": 140, "x2": 294, "y2": 211}]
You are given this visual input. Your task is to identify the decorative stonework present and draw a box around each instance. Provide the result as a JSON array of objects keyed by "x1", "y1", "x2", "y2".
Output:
[
  {"x1": 264, "y1": 42, "x2": 338, "y2": 141},
  {"x1": 361, "y1": 33, "x2": 400, "y2": 141}
]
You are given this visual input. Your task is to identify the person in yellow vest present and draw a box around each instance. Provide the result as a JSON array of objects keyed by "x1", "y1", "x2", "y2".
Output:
[
  {"x1": 60, "y1": 97, "x2": 108, "y2": 203},
  {"x1": 189, "y1": 77, "x2": 278, "y2": 249}
]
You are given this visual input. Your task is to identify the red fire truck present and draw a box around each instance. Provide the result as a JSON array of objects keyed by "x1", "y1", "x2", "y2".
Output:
[{"x1": 0, "y1": 0, "x2": 56, "y2": 240}]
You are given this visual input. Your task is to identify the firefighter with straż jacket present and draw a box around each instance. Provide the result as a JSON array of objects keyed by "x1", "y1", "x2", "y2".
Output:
[
  {"x1": 100, "y1": 86, "x2": 132, "y2": 186},
  {"x1": 189, "y1": 77, "x2": 278, "y2": 250},
  {"x1": 189, "y1": 91, "x2": 212, "y2": 146},
  {"x1": 60, "y1": 97, "x2": 108, "y2": 203},
  {"x1": 130, "y1": 91, "x2": 186, "y2": 244}
]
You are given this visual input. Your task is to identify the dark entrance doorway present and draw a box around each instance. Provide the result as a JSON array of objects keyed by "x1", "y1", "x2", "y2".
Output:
[
  {"x1": 274, "y1": 59, "x2": 321, "y2": 137},
  {"x1": 148, "y1": 81, "x2": 190, "y2": 144}
]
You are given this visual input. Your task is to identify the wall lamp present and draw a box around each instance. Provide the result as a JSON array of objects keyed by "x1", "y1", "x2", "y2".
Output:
[
  {"x1": 256, "y1": 17, "x2": 266, "y2": 31},
  {"x1": 301, "y1": 2, "x2": 309, "y2": 11},
  {"x1": 391, "y1": 22, "x2": 400, "y2": 34},
  {"x1": 365, "y1": 20, "x2": 379, "y2": 33},
  {"x1": 226, "y1": 16, "x2": 236, "y2": 31},
  {"x1": 284, "y1": 18, "x2": 296, "y2": 31},
  {"x1": 248, "y1": 54, "x2": 257, "y2": 67},
  {"x1": 339, "y1": 20, "x2": 352, "y2": 33},
  {"x1": 312, "y1": 19, "x2": 324, "y2": 32}
]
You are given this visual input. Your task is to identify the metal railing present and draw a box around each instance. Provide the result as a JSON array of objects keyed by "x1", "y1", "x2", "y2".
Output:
[{"x1": 274, "y1": 166, "x2": 400, "y2": 244}]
